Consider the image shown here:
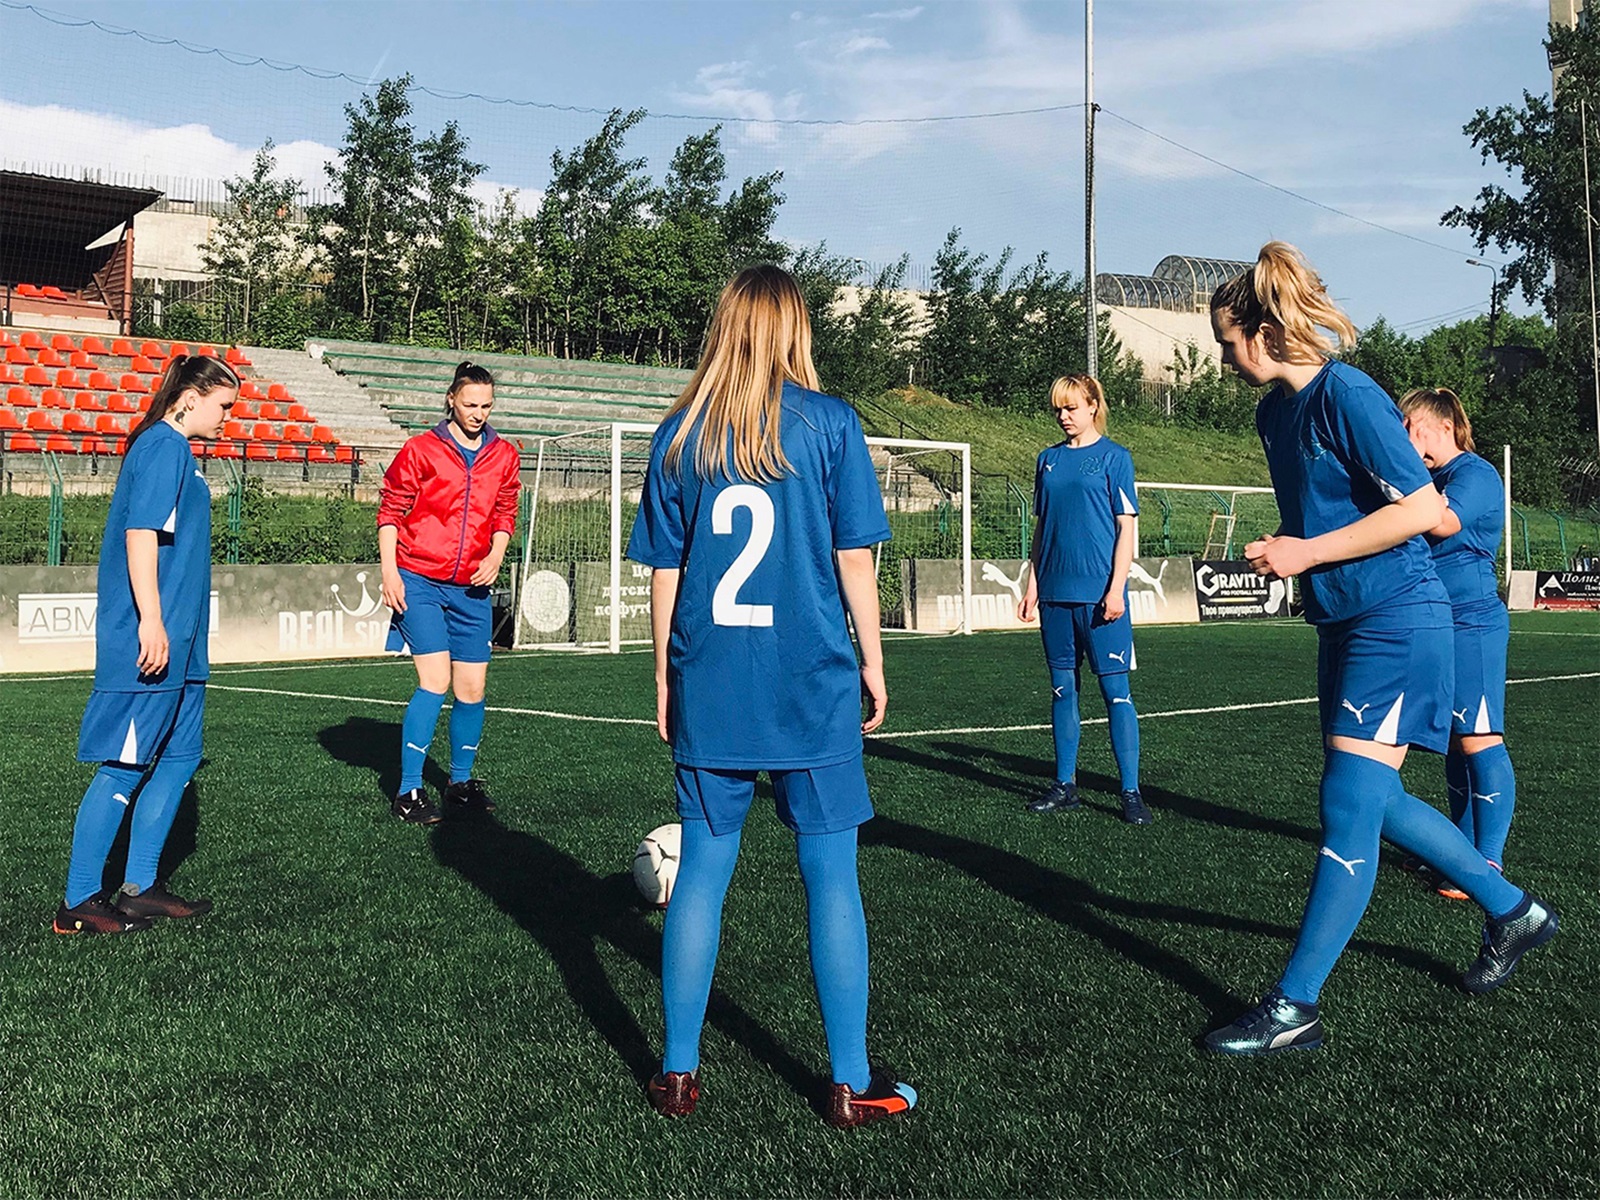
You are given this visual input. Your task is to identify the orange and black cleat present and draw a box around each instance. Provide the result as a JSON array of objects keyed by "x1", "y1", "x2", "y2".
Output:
[
  {"x1": 116, "y1": 882, "x2": 213, "y2": 920},
  {"x1": 53, "y1": 893, "x2": 152, "y2": 935},
  {"x1": 647, "y1": 1070, "x2": 700, "y2": 1118},
  {"x1": 825, "y1": 1066, "x2": 918, "y2": 1128}
]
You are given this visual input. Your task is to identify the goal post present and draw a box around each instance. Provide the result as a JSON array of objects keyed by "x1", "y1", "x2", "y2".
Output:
[
  {"x1": 514, "y1": 421, "x2": 973, "y2": 652},
  {"x1": 1133, "y1": 481, "x2": 1279, "y2": 560}
]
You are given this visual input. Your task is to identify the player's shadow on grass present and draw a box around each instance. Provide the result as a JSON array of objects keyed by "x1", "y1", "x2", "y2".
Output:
[
  {"x1": 316, "y1": 716, "x2": 451, "y2": 801},
  {"x1": 426, "y1": 811, "x2": 829, "y2": 1104}
]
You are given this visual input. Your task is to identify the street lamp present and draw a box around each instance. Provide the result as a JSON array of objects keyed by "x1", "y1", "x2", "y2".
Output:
[{"x1": 1466, "y1": 258, "x2": 1501, "y2": 389}]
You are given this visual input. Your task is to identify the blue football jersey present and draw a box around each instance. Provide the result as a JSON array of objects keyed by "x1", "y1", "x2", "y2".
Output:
[
  {"x1": 1257, "y1": 361, "x2": 1447, "y2": 624},
  {"x1": 1032, "y1": 438, "x2": 1139, "y2": 604},
  {"x1": 94, "y1": 422, "x2": 213, "y2": 691},
  {"x1": 627, "y1": 382, "x2": 891, "y2": 770},
  {"x1": 1428, "y1": 451, "x2": 1503, "y2": 610}
]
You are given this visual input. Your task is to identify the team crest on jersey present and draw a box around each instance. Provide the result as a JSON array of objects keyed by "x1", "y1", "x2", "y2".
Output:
[{"x1": 1079, "y1": 456, "x2": 1106, "y2": 476}]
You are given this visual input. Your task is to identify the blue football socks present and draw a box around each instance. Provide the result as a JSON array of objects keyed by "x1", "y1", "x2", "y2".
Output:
[
  {"x1": 1049, "y1": 665, "x2": 1080, "y2": 784},
  {"x1": 64, "y1": 763, "x2": 145, "y2": 907},
  {"x1": 1383, "y1": 787, "x2": 1522, "y2": 916},
  {"x1": 449, "y1": 699, "x2": 487, "y2": 784},
  {"x1": 124, "y1": 751, "x2": 200, "y2": 894},
  {"x1": 661, "y1": 817, "x2": 743, "y2": 1075},
  {"x1": 1098, "y1": 672, "x2": 1140, "y2": 791},
  {"x1": 1445, "y1": 743, "x2": 1473, "y2": 842},
  {"x1": 1465, "y1": 742, "x2": 1517, "y2": 866},
  {"x1": 797, "y1": 827, "x2": 872, "y2": 1093},
  {"x1": 399, "y1": 687, "x2": 447, "y2": 793}
]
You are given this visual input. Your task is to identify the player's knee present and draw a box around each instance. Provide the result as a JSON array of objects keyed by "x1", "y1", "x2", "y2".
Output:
[{"x1": 1097, "y1": 672, "x2": 1132, "y2": 707}]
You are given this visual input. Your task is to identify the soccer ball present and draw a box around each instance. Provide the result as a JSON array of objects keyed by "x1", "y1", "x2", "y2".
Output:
[{"x1": 632, "y1": 823, "x2": 682, "y2": 909}]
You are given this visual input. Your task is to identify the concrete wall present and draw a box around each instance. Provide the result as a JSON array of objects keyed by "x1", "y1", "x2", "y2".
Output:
[{"x1": 1104, "y1": 306, "x2": 1220, "y2": 380}]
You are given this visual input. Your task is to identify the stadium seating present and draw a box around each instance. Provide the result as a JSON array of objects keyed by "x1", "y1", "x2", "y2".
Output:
[{"x1": 0, "y1": 332, "x2": 349, "y2": 463}]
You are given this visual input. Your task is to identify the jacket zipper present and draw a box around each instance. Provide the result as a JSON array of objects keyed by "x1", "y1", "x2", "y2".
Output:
[{"x1": 448, "y1": 437, "x2": 476, "y2": 582}]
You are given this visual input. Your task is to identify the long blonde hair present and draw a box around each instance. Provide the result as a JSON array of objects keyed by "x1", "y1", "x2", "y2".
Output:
[
  {"x1": 1050, "y1": 374, "x2": 1108, "y2": 434},
  {"x1": 1210, "y1": 241, "x2": 1357, "y2": 363},
  {"x1": 1399, "y1": 386, "x2": 1475, "y2": 452},
  {"x1": 665, "y1": 265, "x2": 821, "y2": 481}
]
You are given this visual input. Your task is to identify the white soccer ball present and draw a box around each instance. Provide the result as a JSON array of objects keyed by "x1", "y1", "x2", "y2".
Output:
[{"x1": 633, "y1": 822, "x2": 682, "y2": 909}]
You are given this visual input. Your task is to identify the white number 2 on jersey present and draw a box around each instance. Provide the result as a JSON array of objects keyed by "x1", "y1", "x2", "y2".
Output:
[{"x1": 711, "y1": 484, "x2": 775, "y2": 627}]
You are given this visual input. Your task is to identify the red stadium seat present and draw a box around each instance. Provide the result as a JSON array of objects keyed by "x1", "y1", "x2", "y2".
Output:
[
  {"x1": 168, "y1": 342, "x2": 191, "y2": 357},
  {"x1": 251, "y1": 422, "x2": 276, "y2": 442},
  {"x1": 55, "y1": 369, "x2": 84, "y2": 389},
  {"x1": 62, "y1": 412, "x2": 93, "y2": 434},
  {"x1": 245, "y1": 443, "x2": 273, "y2": 461},
  {"x1": 130, "y1": 355, "x2": 159, "y2": 374},
  {"x1": 223, "y1": 420, "x2": 251, "y2": 441},
  {"x1": 111, "y1": 338, "x2": 135, "y2": 356},
  {"x1": 19, "y1": 331, "x2": 44, "y2": 349},
  {"x1": 40, "y1": 388, "x2": 67, "y2": 408},
  {"x1": 121, "y1": 375, "x2": 150, "y2": 393},
  {"x1": 82, "y1": 436, "x2": 109, "y2": 456},
  {"x1": 283, "y1": 424, "x2": 310, "y2": 443},
  {"x1": 0, "y1": 330, "x2": 12, "y2": 346},
  {"x1": 139, "y1": 341, "x2": 166, "y2": 359},
  {"x1": 36, "y1": 348, "x2": 66, "y2": 368},
  {"x1": 311, "y1": 425, "x2": 336, "y2": 444},
  {"x1": 7, "y1": 386, "x2": 36, "y2": 407},
  {"x1": 0, "y1": 366, "x2": 17, "y2": 384},
  {"x1": 107, "y1": 393, "x2": 138, "y2": 414},
  {"x1": 7, "y1": 432, "x2": 42, "y2": 452},
  {"x1": 15, "y1": 285, "x2": 41, "y2": 298},
  {"x1": 334, "y1": 445, "x2": 354, "y2": 463},
  {"x1": 276, "y1": 444, "x2": 303, "y2": 462},
  {"x1": 95, "y1": 415, "x2": 125, "y2": 435},
  {"x1": 225, "y1": 347, "x2": 249, "y2": 365},
  {"x1": 23, "y1": 366, "x2": 48, "y2": 386},
  {"x1": 307, "y1": 445, "x2": 335, "y2": 463},
  {"x1": 70, "y1": 350, "x2": 92, "y2": 369},
  {"x1": 88, "y1": 371, "x2": 116, "y2": 390},
  {"x1": 240, "y1": 382, "x2": 267, "y2": 402},
  {"x1": 231, "y1": 400, "x2": 257, "y2": 420},
  {"x1": 42, "y1": 286, "x2": 70, "y2": 301},
  {"x1": 189, "y1": 441, "x2": 205, "y2": 457},
  {"x1": 287, "y1": 404, "x2": 312, "y2": 422},
  {"x1": 82, "y1": 336, "x2": 109, "y2": 355},
  {"x1": 137, "y1": 395, "x2": 153, "y2": 411},
  {"x1": 26, "y1": 411, "x2": 58, "y2": 431},
  {"x1": 267, "y1": 383, "x2": 289, "y2": 401},
  {"x1": 6, "y1": 346, "x2": 34, "y2": 365},
  {"x1": 45, "y1": 435, "x2": 76, "y2": 454},
  {"x1": 114, "y1": 438, "x2": 128, "y2": 454},
  {"x1": 257, "y1": 400, "x2": 284, "y2": 419},
  {"x1": 73, "y1": 392, "x2": 105, "y2": 411},
  {"x1": 0, "y1": 410, "x2": 21, "y2": 431},
  {"x1": 211, "y1": 441, "x2": 242, "y2": 459},
  {"x1": 195, "y1": 344, "x2": 217, "y2": 357},
  {"x1": 51, "y1": 334, "x2": 75, "y2": 352}
]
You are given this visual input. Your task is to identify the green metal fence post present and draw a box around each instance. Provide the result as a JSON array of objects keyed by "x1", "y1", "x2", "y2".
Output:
[
  {"x1": 1511, "y1": 507, "x2": 1530, "y2": 570},
  {"x1": 1154, "y1": 490, "x2": 1173, "y2": 555},
  {"x1": 1005, "y1": 479, "x2": 1031, "y2": 559},
  {"x1": 44, "y1": 451, "x2": 64, "y2": 567},
  {"x1": 221, "y1": 458, "x2": 244, "y2": 565},
  {"x1": 1553, "y1": 514, "x2": 1568, "y2": 566}
]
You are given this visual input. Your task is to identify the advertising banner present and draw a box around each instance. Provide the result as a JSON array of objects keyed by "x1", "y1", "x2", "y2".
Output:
[
  {"x1": 573, "y1": 560, "x2": 653, "y2": 645},
  {"x1": 903, "y1": 556, "x2": 1199, "y2": 631},
  {"x1": 1192, "y1": 560, "x2": 1293, "y2": 621},
  {"x1": 1, "y1": 563, "x2": 393, "y2": 674},
  {"x1": 1124, "y1": 557, "x2": 1200, "y2": 625},
  {"x1": 1532, "y1": 571, "x2": 1600, "y2": 611}
]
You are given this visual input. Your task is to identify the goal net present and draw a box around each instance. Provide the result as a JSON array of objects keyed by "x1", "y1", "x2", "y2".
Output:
[{"x1": 513, "y1": 422, "x2": 973, "y2": 651}]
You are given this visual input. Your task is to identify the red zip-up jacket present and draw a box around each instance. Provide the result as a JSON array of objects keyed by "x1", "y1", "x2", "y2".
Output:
[{"x1": 378, "y1": 421, "x2": 522, "y2": 585}]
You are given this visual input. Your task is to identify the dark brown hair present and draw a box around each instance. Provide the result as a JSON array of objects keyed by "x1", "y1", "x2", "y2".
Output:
[
  {"x1": 126, "y1": 354, "x2": 240, "y2": 448},
  {"x1": 446, "y1": 360, "x2": 495, "y2": 412}
]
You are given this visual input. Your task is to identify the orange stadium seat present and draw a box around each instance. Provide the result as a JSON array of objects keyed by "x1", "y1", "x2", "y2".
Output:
[
  {"x1": 19, "y1": 331, "x2": 44, "y2": 349},
  {"x1": 231, "y1": 400, "x2": 257, "y2": 420},
  {"x1": 62, "y1": 412, "x2": 93, "y2": 434},
  {"x1": 55, "y1": 369, "x2": 84, "y2": 389},
  {"x1": 88, "y1": 370, "x2": 116, "y2": 390},
  {"x1": 334, "y1": 446, "x2": 354, "y2": 463},
  {"x1": 45, "y1": 390, "x2": 72, "y2": 410},
  {"x1": 223, "y1": 420, "x2": 251, "y2": 441},
  {"x1": 283, "y1": 424, "x2": 310, "y2": 443},
  {"x1": 130, "y1": 355, "x2": 158, "y2": 374},
  {"x1": 257, "y1": 400, "x2": 284, "y2": 419},
  {"x1": 0, "y1": 410, "x2": 21, "y2": 432},
  {"x1": 70, "y1": 350, "x2": 92, "y2": 369},
  {"x1": 276, "y1": 444, "x2": 303, "y2": 462},
  {"x1": 95, "y1": 415, "x2": 125, "y2": 435},
  {"x1": 14, "y1": 285, "x2": 41, "y2": 298},
  {"x1": 107, "y1": 393, "x2": 138, "y2": 414},
  {"x1": 287, "y1": 404, "x2": 312, "y2": 423},
  {"x1": 42, "y1": 286, "x2": 69, "y2": 301},
  {"x1": 0, "y1": 366, "x2": 17, "y2": 383},
  {"x1": 307, "y1": 445, "x2": 335, "y2": 463},
  {"x1": 26, "y1": 411, "x2": 57, "y2": 431},
  {"x1": 195, "y1": 344, "x2": 217, "y2": 357},
  {"x1": 139, "y1": 341, "x2": 165, "y2": 359},
  {"x1": 36, "y1": 348, "x2": 66, "y2": 368},
  {"x1": 0, "y1": 330, "x2": 12, "y2": 346},
  {"x1": 111, "y1": 339, "x2": 135, "y2": 356},
  {"x1": 114, "y1": 437, "x2": 128, "y2": 454},
  {"x1": 311, "y1": 425, "x2": 336, "y2": 444},
  {"x1": 7, "y1": 432, "x2": 42, "y2": 452},
  {"x1": 120, "y1": 375, "x2": 149, "y2": 393},
  {"x1": 267, "y1": 383, "x2": 289, "y2": 401},
  {"x1": 7, "y1": 386, "x2": 36, "y2": 407},
  {"x1": 240, "y1": 382, "x2": 267, "y2": 402},
  {"x1": 5, "y1": 346, "x2": 32, "y2": 365},
  {"x1": 251, "y1": 422, "x2": 276, "y2": 442},
  {"x1": 82, "y1": 436, "x2": 109, "y2": 455},
  {"x1": 73, "y1": 392, "x2": 104, "y2": 411},
  {"x1": 23, "y1": 366, "x2": 49, "y2": 386},
  {"x1": 82, "y1": 337, "x2": 109, "y2": 355},
  {"x1": 211, "y1": 441, "x2": 242, "y2": 460},
  {"x1": 50, "y1": 334, "x2": 75, "y2": 352},
  {"x1": 245, "y1": 443, "x2": 272, "y2": 461},
  {"x1": 168, "y1": 342, "x2": 191, "y2": 357},
  {"x1": 46, "y1": 435, "x2": 76, "y2": 454},
  {"x1": 137, "y1": 395, "x2": 153, "y2": 411}
]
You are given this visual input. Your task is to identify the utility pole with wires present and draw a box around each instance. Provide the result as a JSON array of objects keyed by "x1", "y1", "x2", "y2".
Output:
[
  {"x1": 1084, "y1": 0, "x2": 1099, "y2": 378},
  {"x1": 1584, "y1": 98, "x2": 1600, "y2": 455}
]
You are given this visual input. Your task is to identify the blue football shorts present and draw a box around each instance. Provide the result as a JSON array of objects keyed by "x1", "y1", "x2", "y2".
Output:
[
  {"x1": 78, "y1": 681, "x2": 205, "y2": 766},
  {"x1": 1039, "y1": 600, "x2": 1135, "y2": 675},
  {"x1": 386, "y1": 567, "x2": 493, "y2": 663},
  {"x1": 1450, "y1": 600, "x2": 1509, "y2": 737},
  {"x1": 1317, "y1": 600, "x2": 1453, "y2": 753},
  {"x1": 674, "y1": 755, "x2": 874, "y2": 837}
]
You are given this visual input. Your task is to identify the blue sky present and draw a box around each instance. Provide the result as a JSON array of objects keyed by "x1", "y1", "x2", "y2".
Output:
[{"x1": 0, "y1": 0, "x2": 1552, "y2": 334}]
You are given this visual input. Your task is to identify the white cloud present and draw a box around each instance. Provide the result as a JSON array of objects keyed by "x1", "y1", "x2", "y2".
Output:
[
  {"x1": 669, "y1": 61, "x2": 804, "y2": 121},
  {"x1": 866, "y1": 6, "x2": 924, "y2": 20},
  {"x1": 841, "y1": 35, "x2": 892, "y2": 55}
]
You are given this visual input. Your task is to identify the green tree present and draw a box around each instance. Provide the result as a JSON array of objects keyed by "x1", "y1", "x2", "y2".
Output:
[{"x1": 200, "y1": 141, "x2": 305, "y2": 335}]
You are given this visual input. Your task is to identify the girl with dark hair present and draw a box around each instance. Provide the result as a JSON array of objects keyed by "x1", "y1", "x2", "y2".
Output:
[
  {"x1": 55, "y1": 354, "x2": 238, "y2": 934},
  {"x1": 1399, "y1": 388, "x2": 1520, "y2": 892},
  {"x1": 378, "y1": 362, "x2": 521, "y2": 823},
  {"x1": 1200, "y1": 243, "x2": 1556, "y2": 1054}
]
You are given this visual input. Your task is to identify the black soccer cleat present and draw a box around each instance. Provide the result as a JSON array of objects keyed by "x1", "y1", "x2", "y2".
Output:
[
  {"x1": 647, "y1": 1070, "x2": 700, "y2": 1118},
  {"x1": 1119, "y1": 789, "x2": 1154, "y2": 825},
  {"x1": 116, "y1": 882, "x2": 212, "y2": 920},
  {"x1": 1203, "y1": 990, "x2": 1324, "y2": 1056},
  {"x1": 53, "y1": 893, "x2": 153, "y2": 936},
  {"x1": 443, "y1": 778, "x2": 496, "y2": 812},
  {"x1": 1463, "y1": 894, "x2": 1558, "y2": 994},
  {"x1": 1027, "y1": 780, "x2": 1081, "y2": 814},
  {"x1": 391, "y1": 787, "x2": 442, "y2": 825},
  {"x1": 825, "y1": 1065, "x2": 918, "y2": 1128}
]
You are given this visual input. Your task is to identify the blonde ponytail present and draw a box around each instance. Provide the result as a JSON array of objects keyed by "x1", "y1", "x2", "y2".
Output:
[
  {"x1": 1050, "y1": 374, "x2": 1108, "y2": 433},
  {"x1": 1399, "y1": 387, "x2": 1475, "y2": 452},
  {"x1": 1211, "y1": 241, "x2": 1357, "y2": 363}
]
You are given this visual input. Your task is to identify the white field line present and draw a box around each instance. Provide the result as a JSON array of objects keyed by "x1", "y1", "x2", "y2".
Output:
[{"x1": 206, "y1": 671, "x2": 1600, "y2": 739}]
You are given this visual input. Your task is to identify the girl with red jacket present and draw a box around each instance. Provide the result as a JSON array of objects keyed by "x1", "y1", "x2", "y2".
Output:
[{"x1": 378, "y1": 361, "x2": 521, "y2": 823}]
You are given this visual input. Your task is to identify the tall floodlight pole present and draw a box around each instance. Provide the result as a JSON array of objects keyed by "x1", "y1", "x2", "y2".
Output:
[
  {"x1": 1085, "y1": 0, "x2": 1099, "y2": 377},
  {"x1": 1583, "y1": 98, "x2": 1600, "y2": 455},
  {"x1": 1466, "y1": 258, "x2": 1500, "y2": 391}
]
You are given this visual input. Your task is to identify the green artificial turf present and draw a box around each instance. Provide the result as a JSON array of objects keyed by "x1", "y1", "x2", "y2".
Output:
[{"x1": 0, "y1": 613, "x2": 1595, "y2": 1197}]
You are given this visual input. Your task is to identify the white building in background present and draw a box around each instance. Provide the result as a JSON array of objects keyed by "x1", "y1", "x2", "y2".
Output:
[{"x1": 1096, "y1": 255, "x2": 1251, "y2": 382}]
